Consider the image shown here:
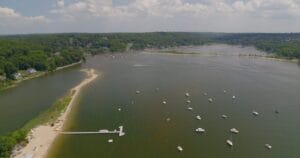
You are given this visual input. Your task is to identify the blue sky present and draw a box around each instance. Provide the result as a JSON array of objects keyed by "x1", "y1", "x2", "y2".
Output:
[{"x1": 0, "y1": 0, "x2": 300, "y2": 34}]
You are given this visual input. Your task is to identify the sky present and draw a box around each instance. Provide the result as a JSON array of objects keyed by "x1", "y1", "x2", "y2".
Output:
[{"x1": 0, "y1": 0, "x2": 300, "y2": 34}]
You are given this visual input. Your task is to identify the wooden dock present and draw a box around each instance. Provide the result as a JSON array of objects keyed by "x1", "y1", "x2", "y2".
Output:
[{"x1": 61, "y1": 126, "x2": 125, "y2": 137}]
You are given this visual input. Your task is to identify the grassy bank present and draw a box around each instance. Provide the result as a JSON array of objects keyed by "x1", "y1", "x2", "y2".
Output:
[{"x1": 0, "y1": 90, "x2": 74, "y2": 158}]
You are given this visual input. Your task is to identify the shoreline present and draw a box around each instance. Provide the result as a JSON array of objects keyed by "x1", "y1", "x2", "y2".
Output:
[
  {"x1": 12, "y1": 68, "x2": 98, "y2": 158},
  {"x1": 0, "y1": 61, "x2": 83, "y2": 92}
]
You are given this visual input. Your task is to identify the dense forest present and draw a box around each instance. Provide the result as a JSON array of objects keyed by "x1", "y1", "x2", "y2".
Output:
[{"x1": 0, "y1": 32, "x2": 300, "y2": 80}]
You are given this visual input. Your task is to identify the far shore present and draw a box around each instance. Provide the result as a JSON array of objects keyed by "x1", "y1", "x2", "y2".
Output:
[
  {"x1": 12, "y1": 68, "x2": 98, "y2": 158},
  {"x1": 0, "y1": 60, "x2": 83, "y2": 92}
]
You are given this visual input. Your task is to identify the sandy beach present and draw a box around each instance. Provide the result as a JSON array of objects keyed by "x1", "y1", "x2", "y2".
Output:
[{"x1": 12, "y1": 69, "x2": 98, "y2": 158}]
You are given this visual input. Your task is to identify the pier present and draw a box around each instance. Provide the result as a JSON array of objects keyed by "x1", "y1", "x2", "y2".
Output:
[{"x1": 61, "y1": 126, "x2": 125, "y2": 137}]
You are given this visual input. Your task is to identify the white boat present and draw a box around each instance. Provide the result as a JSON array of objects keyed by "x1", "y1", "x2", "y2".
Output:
[
  {"x1": 163, "y1": 101, "x2": 167, "y2": 104},
  {"x1": 177, "y1": 146, "x2": 183, "y2": 152},
  {"x1": 108, "y1": 139, "x2": 113, "y2": 143},
  {"x1": 265, "y1": 144, "x2": 272, "y2": 150},
  {"x1": 186, "y1": 100, "x2": 191, "y2": 104},
  {"x1": 196, "y1": 115, "x2": 202, "y2": 120},
  {"x1": 226, "y1": 140, "x2": 233, "y2": 146},
  {"x1": 230, "y1": 128, "x2": 239, "y2": 134},
  {"x1": 166, "y1": 118, "x2": 171, "y2": 122},
  {"x1": 135, "y1": 90, "x2": 140, "y2": 94},
  {"x1": 208, "y1": 98, "x2": 213, "y2": 103},
  {"x1": 118, "y1": 108, "x2": 122, "y2": 111},
  {"x1": 223, "y1": 90, "x2": 227, "y2": 93},
  {"x1": 195, "y1": 128, "x2": 205, "y2": 133},
  {"x1": 232, "y1": 95, "x2": 236, "y2": 99},
  {"x1": 187, "y1": 107, "x2": 193, "y2": 111},
  {"x1": 185, "y1": 92, "x2": 190, "y2": 97},
  {"x1": 252, "y1": 111, "x2": 259, "y2": 116},
  {"x1": 222, "y1": 115, "x2": 228, "y2": 119},
  {"x1": 203, "y1": 92, "x2": 208, "y2": 96}
]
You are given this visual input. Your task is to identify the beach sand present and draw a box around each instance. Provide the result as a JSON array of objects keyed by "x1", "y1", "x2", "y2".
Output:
[{"x1": 12, "y1": 69, "x2": 98, "y2": 158}]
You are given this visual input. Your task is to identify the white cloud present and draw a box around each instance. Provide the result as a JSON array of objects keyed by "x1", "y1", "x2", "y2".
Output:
[
  {"x1": 2, "y1": 0, "x2": 300, "y2": 33},
  {"x1": 0, "y1": 7, "x2": 50, "y2": 26}
]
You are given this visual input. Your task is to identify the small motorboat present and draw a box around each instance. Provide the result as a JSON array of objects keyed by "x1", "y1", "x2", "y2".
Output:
[
  {"x1": 208, "y1": 98, "x2": 213, "y2": 103},
  {"x1": 135, "y1": 90, "x2": 140, "y2": 94},
  {"x1": 185, "y1": 92, "x2": 190, "y2": 97},
  {"x1": 118, "y1": 108, "x2": 122, "y2": 111},
  {"x1": 230, "y1": 128, "x2": 239, "y2": 134},
  {"x1": 188, "y1": 107, "x2": 193, "y2": 111},
  {"x1": 222, "y1": 114, "x2": 228, "y2": 119},
  {"x1": 252, "y1": 111, "x2": 259, "y2": 116},
  {"x1": 166, "y1": 118, "x2": 171, "y2": 122},
  {"x1": 108, "y1": 139, "x2": 113, "y2": 143},
  {"x1": 226, "y1": 140, "x2": 233, "y2": 147},
  {"x1": 196, "y1": 115, "x2": 202, "y2": 120},
  {"x1": 163, "y1": 101, "x2": 167, "y2": 104},
  {"x1": 232, "y1": 95, "x2": 236, "y2": 99},
  {"x1": 203, "y1": 92, "x2": 208, "y2": 96},
  {"x1": 177, "y1": 146, "x2": 183, "y2": 152},
  {"x1": 223, "y1": 90, "x2": 227, "y2": 94},
  {"x1": 195, "y1": 128, "x2": 205, "y2": 133},
  {"x1": 186, "y1": 100, "x2": 191, "y2": 104},
  {"x1": 265, "y1": 144, "x2": 272, "y2": 150}
]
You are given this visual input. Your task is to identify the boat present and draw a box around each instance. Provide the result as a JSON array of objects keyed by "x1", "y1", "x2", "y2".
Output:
[
  {"x1": 118, "y1": 108, "x2": 122, "y2": 111},
  {"x1": 252, "y1": 111, "x2": 259, "y2": 116},
  {"x1": 166, "y1": 118, "x2": 171, "y2": 122},
  {"x1": 208, "y1": 98, "x2": 213, "y2": 103},
  {"x1": 185, "y1": 92, "x2": 190, "y2": 97},
  {"x1": 223, "y1": 90, "x2": 227, "y2": 93},
  {"x1": 186, "y1": 100, "x2": 191, "y2": 104},
  {"x1": 232, "y1": 95, "x2": 236, "y2": 99},
  {"x1": 195, "y1": 128, "x2": 205, "y2": 133},
  {"x1": 177, "y1": 146, "x2": 183, "y2": 152},
  {"x1": 135, "y1": 90, "x2": 140, "y2": 94},
  {"x1": 265, "y1": 144, "x2": 272, "y2": 150},
  {"x1": 108, "y1": 139, "x2": 113, "y2": 143},
  {"x1": 163, "y1": 101, "x2": 167, "y2": 104},
  {"x1": 275, "y1": 110, "x2": 279, "y2": 114},
  {"x1": 187, "y1": 107, "x2": 193, "y2": 111},
  {"x1": 203, "y1": 92, "x2": 208, "y2": 96},
  {"x1": 226, "y1": 140, "x2": 233, "y2": 146},
  {"x1": 196, "y1": 115, "x2": 202, "y2": 120},
  {"x1": 230, "y1": 128, "x2": 239, "y2": 134},
  {"x1": 222, "y1": 114, "x2": 228, "y2": 119}
]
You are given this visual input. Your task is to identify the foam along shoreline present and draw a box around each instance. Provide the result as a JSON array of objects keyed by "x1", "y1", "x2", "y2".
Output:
[{"x1": 12, "y1": 68, "x2": 98, "y2": 158}]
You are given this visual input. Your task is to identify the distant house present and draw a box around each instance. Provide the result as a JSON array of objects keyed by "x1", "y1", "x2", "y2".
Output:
[
  {"x1": 0, "y1": 75, "x2": 6, "y2": 81},
  {"x1": 26, "y1": 68, "x2": 37, "y2": 74},
  {"x1": 13, "y1": 72, "x2": 22, "y2": 80}
]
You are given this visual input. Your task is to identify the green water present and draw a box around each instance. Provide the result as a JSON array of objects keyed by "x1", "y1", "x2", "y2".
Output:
[
  {"x1": 2, "y1": 45, "x2": 300, "y2": 158},
  {"x1": 47, "y1": 45, "x2": 300, "y2": 158},
  {"x1": 0, "y1": 66, "x2": 85, "y2": 135}
]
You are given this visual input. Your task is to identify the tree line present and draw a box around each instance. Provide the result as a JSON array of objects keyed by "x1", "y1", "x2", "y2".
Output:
[{"x1": 1, "y1": 32, "x2": 300, "y2": 80}]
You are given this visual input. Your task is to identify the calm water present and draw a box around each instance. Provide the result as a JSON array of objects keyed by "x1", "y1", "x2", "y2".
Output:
[
  {"x1": 0, "y1": 66, "x2": 85, "y2": 135},
  {"x1": 47, "y1": 45, "x2": 300, "y2": 158},
  {"x1": 4, "y1": 45, "x2": 300, "y2": 158}
]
